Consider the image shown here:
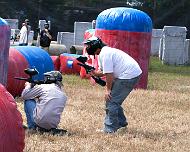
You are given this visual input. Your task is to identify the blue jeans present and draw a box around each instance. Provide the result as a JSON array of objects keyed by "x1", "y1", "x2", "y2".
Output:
[
  {"x1": 24, "y1": 99, "x2": 37, "y2": 129},
  {"x1": 104, "y1": 75, "x2": 140, "y2": 133}
]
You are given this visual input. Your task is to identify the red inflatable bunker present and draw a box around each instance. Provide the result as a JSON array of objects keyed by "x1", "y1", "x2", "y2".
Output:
[
  {"x1": 60, "y1": 53, "x2": 81, "y2": 75},
  {"x1": 51, "y1": 56, "x2": 61, "y2": 71},
  {"x1": 7, "y1": 48, "x2": 29, "y2": 97},
  {"x1": 0, "y1": 17, "x2": 10, "y2": 86},
  {"x1": 0, "y1": 84, "x2": 25, "y2": 152}
]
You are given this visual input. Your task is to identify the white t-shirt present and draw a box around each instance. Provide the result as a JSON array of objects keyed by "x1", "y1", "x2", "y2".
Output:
[
  {"x1": 19, "y1": 25, "x2": 28, "y2": 44},
  {"x1": 98, "y1": 46, "x2": 142, "y2": 79}
]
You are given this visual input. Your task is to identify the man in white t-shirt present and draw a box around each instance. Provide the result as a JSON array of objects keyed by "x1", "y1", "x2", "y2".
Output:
[
  {"x1": 83, "y1": 36, "x2": 142, "y2": 133},
  {"x1": 18, "y1": 19, "x2": 30, "y2": 46}
]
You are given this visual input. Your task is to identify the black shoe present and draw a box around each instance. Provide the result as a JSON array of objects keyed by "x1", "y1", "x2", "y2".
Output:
[
  {"x1": 50, "y1": 128, "x2": 68, "y2": 136},
  {"x1": 23, "y1": 125, "x2": 28, "y2": 130},
  {"x1": 23, "y1": 125, "x2": 38, "y2": 134},
  {"x1": 120, "y1": 122, "x2": 128, "y2": 127},
  {"x1": 23, "y1": 125, "x2": 36, "y2": 131},
  {"x1": 36, "y1": 126, "x2": 50, "y2": 134}
]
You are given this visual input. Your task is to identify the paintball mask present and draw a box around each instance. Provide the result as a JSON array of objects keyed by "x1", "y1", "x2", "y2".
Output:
[
  {"x1": 44, "y1": 71, "x2": 62, "y2": 84},
  {"x1": 83, "y1": 36, "x2": 103, "y2": 55}
]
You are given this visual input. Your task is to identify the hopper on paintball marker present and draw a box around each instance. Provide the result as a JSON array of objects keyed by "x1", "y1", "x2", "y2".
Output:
[
  {"x1": 14, "y1": 68, "x2": 44, "y2": 87},
  {"x1": 76, "y1": 56, "x2": 106, "y2": 87},
  {"x1": 24, "y1": 68, "x2": 39, "y2": 76}
]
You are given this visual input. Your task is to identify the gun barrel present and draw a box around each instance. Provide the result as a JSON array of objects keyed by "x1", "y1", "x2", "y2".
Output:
[
  {"x1": 14, "y1": 77, "x2": 28, "y2": 81},
  {"x1": 91, "y1": 76, "x2": 106, "y2": 87}
]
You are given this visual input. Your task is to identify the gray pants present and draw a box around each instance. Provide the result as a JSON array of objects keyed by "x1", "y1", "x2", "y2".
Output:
[{"x1": 104, "y1": 75, "x2": 140, "y2": 133}]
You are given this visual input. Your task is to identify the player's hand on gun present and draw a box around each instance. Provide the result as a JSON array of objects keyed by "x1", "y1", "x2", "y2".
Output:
[
  {"x1": 89, "y1": 70, "x2": 104, "y2": 77},
  {"x1": 89, "y1": 70, "x2": 96, "y2": 76},
  {"x1": 24, "y1": 82, "x2": 32, "y2": 89}
]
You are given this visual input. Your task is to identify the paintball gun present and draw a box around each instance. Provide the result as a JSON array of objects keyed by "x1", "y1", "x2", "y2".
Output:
[
  {"x1": 76, "y1": 56, "x2": 106, "y2": 87},
  {"x1": 14, "y1": 68, "x2": 44, "y2": 88}
]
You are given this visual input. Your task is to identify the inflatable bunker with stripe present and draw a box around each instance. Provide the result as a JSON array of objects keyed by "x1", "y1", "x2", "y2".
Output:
[
  {"x1": 7, "y1": 46, "x2": 54, "y2": 97},
  {"x1": 60, "y1": 53, "x2": 81, "y2": 75},
  {"x1": 95, "y1": 7, "x2": 152, "y2": 89}
]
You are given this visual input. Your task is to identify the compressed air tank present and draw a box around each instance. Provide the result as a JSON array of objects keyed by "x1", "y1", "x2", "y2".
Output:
[
  {"x1": 0, "y1": 84, "x2": 25, "y2": 152},
  {"x1": 7, "y1": 46, "x2": 54, "y2": 97},
  {"x1": 95, "y1": 7, "x2": 152, "y2": 89},
  {"x1": 0, "y1": 17, "x2": 10, "y2": 86}
]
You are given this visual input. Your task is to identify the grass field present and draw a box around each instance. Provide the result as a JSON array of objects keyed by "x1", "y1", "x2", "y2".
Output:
[{"x1": 16, "y1": 57, "x2": 190, "y2": 152}]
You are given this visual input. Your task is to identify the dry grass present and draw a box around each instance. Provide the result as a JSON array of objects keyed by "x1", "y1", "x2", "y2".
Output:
[{"x1": 16, "y1": 57, "x2": 190, "y2": 152}]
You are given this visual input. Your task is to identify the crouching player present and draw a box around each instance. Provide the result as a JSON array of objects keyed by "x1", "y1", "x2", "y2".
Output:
[{"x1": 21, "y1": 71, "x2": 67, "y2": 135}]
